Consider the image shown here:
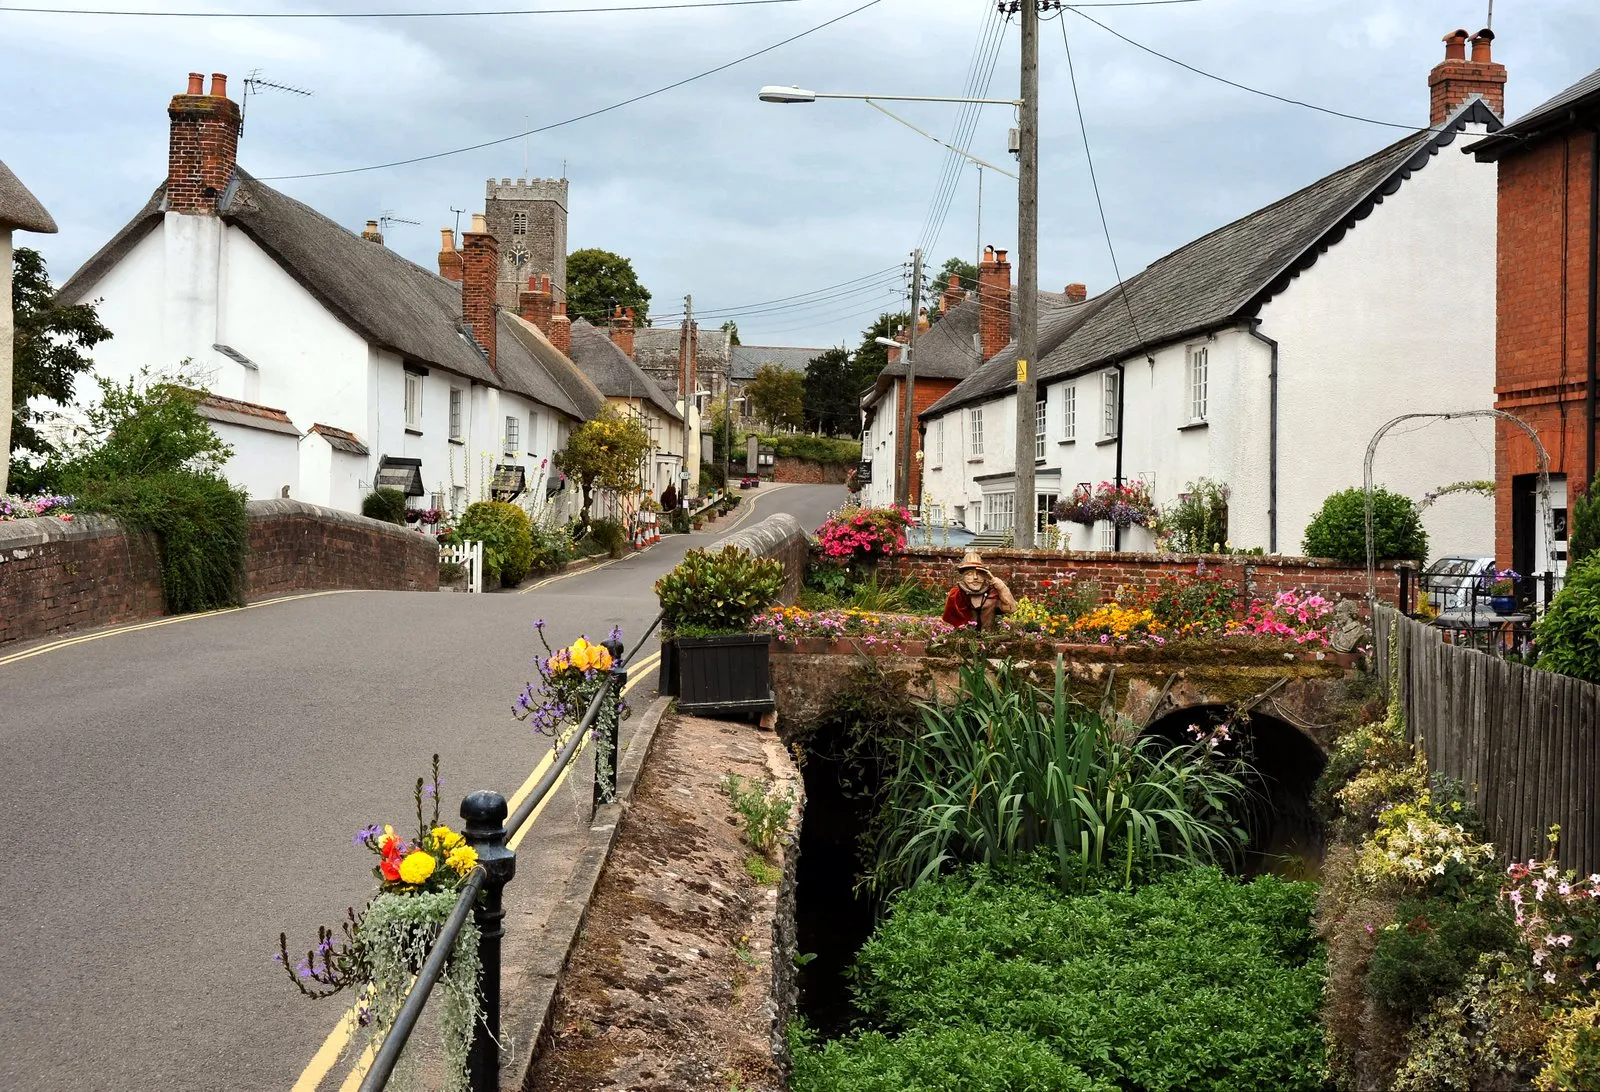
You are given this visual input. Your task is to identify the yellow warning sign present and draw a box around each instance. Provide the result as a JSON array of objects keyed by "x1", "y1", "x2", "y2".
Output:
[{"x1": 1016, "y1": 358, "x2": 1028, "y2": 383}]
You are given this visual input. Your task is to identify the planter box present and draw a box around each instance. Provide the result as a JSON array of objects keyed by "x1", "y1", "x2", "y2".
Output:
[
  {"x1": 676, "y1": 634, "x2": 774, "y2": 717},
  {"x1": 659, "y1": 638, "x2": 679, "y2": 697}
]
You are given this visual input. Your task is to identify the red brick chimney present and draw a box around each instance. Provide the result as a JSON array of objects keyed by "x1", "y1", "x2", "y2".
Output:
[
  {"x1": 438, "y1": 228, "x2": 463, "y2": 282},
  {"x1": 1429, "y1": 27, "x2": 1506, "y2": 125},
  {"x1": 167, "y1": 71, "x2": 240, "y2": 214},
  {"x1": 461, "y1": 213, "x2": 498, "y2": 372},
  {"x1": 519, "y1": 274, "x2": 554, "y2": 334},
  {"x1": 978, "y1": 246, "x2": 1012, "y2": 361},
  {"x1": 1065, "y1": 283, "x2": 1087, "y2": 304},
  {"x1": 609, "y1": 305, "x2": 635, "y2": 358},
  {"x1": 549, "y1": 302, "x2": 572, "y2": 356},
  {"x1": 940, "y1": 274, "x2": 965, "y2": 315}
]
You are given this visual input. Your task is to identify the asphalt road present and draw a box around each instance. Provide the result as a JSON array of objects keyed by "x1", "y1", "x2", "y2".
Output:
[{"x1": 0, "y1": 484, "x2": 842, "y2": 1092}]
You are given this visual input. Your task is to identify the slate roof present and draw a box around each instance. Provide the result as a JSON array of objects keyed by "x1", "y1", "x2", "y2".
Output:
[
  {"x1": 56, "y1": 171, "x2": 594, "y2": 421},
  {"x1": 1468, "y1": 66, "x2": 1600, "y2": 160},
  {"x1": 926, "y1": 99, "x2": 1502, "y2": 418},
  {"x1": 566, "y1": 319, "x2": 683, "y2": 420},
  {"x1": 0, "y1": 159, "x2": 57, "y2": 234},
  {"x1": 729, "y1": 345, "x2": 826, "y2": 382}
]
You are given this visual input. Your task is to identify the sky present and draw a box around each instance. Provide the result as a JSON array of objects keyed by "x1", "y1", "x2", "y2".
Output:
[{"x1": 4, "y1": 0, "x2": 1600, "y2": 352}]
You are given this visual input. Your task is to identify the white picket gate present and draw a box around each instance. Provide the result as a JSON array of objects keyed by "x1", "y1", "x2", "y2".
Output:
[{"x1": 439, "y1": 540, "x2": 485, "y2": 593}]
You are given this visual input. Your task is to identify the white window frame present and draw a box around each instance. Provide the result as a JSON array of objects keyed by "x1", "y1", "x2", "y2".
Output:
[
  {"x1": 1101, "y1": 371, "x2": 1119, "y2": 439},
  {"x1": 528, "y1": 412, "x2": 539, "y2": 455},
  {"x1": 1062, "y1": 384, "x2": 1076, "y2": 440},
  {"x1": 984, "y1": 491, "x2": 1015, "y2": 533},
  {"x1": 933, "y1": 419, "x2": 945, "y2": 467},
  {"x1": 968, "y1": 406, "x2": 984, "y2": 459},
  {"x1": 448, "y1": 387, "x2": 463, "y2": 440},
  {"x1": 1035, "y1": 398, "x2": 1047, "y2": 461},
  {"x1": 503, "y1": 414, "x2": 519, "y2": 454},
  {"x1": 1187, "y1": 344, "x2": 1209, "y2": 423},
  {"x1": 1036, "y1": 491, "x2": 1058, "y2": 534},
  {"x1": 404, "y1": 372, "x2": 423, "y2": 430}
]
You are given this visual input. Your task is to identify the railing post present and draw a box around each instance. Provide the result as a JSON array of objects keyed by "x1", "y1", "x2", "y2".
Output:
[
  {"x1": 461, "y1": 790, "x2": 516, "y2": 1092},
  {"x1": 1398, "y1": 565, "x2": 1411, "y2": 615},
  {"x1": 595, "y1": 639, "x2": 627, "y2": 811}
]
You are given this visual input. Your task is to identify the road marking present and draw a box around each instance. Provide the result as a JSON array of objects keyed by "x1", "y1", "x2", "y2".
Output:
[
  {"x1": 0, "y1": 589, "x2": 360, "y2": 669},
  {"x1": 293, "y1": 651, "x2": 660, "y2": 1091}
]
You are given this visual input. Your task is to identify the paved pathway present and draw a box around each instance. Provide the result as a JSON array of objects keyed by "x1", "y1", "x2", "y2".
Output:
[{"x1": 0, "y1": 485, "x2": 841, "y2": 1091}]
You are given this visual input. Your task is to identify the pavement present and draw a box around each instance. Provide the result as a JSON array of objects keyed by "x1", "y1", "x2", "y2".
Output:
[{"x1": 0, "y1": 483, "x2": 842, "y2": 1092}]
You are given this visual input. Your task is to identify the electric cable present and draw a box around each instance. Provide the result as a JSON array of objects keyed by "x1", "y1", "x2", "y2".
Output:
[
  {"x1": 0, "y1": 0, "x2": 797, "y2": 16},
  {"x1": 647, "y1": 264, "x2": 904, "y2": 322}
]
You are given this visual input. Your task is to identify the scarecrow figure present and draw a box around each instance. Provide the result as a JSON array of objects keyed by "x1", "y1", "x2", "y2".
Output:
[{"x1": 941, "y1": 550, "x2": 1017, "y2": 631}]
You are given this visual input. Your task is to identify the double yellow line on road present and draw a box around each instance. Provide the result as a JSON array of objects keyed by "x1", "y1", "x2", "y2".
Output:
[{"x1": 292, "y1": 651, "x2": 660, "y2": 1092}]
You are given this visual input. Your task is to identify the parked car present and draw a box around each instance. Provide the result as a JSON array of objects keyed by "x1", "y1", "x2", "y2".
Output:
[
  {"x1": 906, "y1": 520, "x2": 976, "y2": 550},
  {"x1": 1419, "y1": 556, "x2": 1495, "y2": 614}
]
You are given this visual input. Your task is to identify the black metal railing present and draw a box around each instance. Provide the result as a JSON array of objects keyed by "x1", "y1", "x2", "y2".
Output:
[
  {"x1": 1402, "y1": 569, "x2": 1560, "y2": 662},
  {"x1": 357, "y1": 614, "x2": 661, "y2": 1092}
]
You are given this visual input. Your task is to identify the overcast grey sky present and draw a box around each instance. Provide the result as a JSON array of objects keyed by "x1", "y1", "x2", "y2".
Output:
[{"x1": 3, "y1": 0, "x2": 1598, "y2": 350}]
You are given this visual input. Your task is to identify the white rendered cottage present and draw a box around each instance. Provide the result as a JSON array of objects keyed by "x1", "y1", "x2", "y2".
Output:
[
  {"x1": 918, "y1": 34, "x2": 1508, "y2": 559},
  {"x1": 57, "y1": 72, "x2": 604, "y2": 517}
]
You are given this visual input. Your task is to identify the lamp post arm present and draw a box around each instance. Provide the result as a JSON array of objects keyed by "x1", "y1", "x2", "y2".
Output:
[
  {"x1": 815, "y1": 92, "x2": 1022, "y2": 105},
  {"x1": 862, "y1": 100, "x2": 1019, "y2": 179}
]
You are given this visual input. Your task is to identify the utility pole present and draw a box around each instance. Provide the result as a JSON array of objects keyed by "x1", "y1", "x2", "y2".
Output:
[
  {"x1": 1012, "y1": 0, "x2": 1040, "y2": 548},
  {"x1": 897, "y1": 248, "x2": 924, "y2": 509},
  {"x1": 682, "y1": 293, "x2": 694, "y2": 498}
]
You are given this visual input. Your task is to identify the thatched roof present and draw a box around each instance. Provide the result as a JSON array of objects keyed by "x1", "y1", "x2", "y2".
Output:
[{"x1": 0, "y1": 159, "x2": 56, "y2": 234}]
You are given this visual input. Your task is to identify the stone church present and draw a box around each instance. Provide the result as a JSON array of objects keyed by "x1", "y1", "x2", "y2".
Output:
[{"x1": 484, "y1": 176, "x2": 567, "y2": 310}]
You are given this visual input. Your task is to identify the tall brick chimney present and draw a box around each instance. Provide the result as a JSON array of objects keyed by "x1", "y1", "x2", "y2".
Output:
[
  {"x1": 1065, "y1": 283, "x2": 1087, "y2": 304},
  {"x1": 519, "y1": 274, "x2": 554, "y2": 334},
  {"x1": 978, "y1": 246, "x2": 1012, "y2": 361},
  {"x1": 609, "y1": 305, "x2": 635, "y2": 358},
  {"x1": 167, "y1": 72, "x2": 240, "y2": 214},
  {"x1": 361, "y1": 220, "x2": 384, "y2": 244},
  {"x1": 549, "y1": 302, "x2": 572, "y2": 356},
  {"x1": 461, "y1": 213, "x2": 498, "y2": 372},
  {"x1": 1429, "y1": 28, "x2": 1506, "y2": 125},
  {"x1": 438, "y1": 228, "x2": 463, "y2": 282},
  {"x1": 941, "y1": 274, "x2": 965, "y2": 316}
]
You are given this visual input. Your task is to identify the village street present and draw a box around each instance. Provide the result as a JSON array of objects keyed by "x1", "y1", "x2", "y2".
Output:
[{"x1": 0, "y1": 484, "x2": 839, "y2": 1092}]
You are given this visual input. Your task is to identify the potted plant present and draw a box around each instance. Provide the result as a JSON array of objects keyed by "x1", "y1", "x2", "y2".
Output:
[
  {"x1": 655, "y1": 545, "x2": 785, "y2": 715},
  {"x1": 1483, "y1": 568, "x2": 1520, "y2": 614}
]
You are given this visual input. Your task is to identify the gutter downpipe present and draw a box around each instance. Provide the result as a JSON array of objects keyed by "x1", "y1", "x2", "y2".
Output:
[
  {"x1": 1113, "y1": 361, "x2": 1127, "y2": 551},
  {"x1": 1588, "y1": 126, "x2": 1598, "y2": 489},
  {"x1": 1248, "y1": 321, "x2": 1280, "y2": 554}
]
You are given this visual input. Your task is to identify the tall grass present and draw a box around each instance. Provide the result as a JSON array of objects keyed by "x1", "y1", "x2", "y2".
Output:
[{"x1": 869, "y1": 657, "x2": 1251, "y2": 894}]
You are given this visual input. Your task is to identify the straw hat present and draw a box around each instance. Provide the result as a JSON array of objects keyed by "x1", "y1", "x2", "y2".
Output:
[{"x1": 956, "y1": 549, "x2": 991, "y2": 575}]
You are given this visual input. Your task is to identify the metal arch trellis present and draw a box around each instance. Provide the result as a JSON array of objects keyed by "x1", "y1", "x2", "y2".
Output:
[{"x1": 1362, "y1": 410, "x2": 1554, "y2": 605}]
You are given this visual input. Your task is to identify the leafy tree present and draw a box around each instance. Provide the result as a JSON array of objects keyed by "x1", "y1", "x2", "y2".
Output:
[
  {"x1": 854, "y1": 311, "x2": 910, "y2": 382},
  {"x1": 928, "y1": 256, "x2": 979, "y2": 323},
  {"x1": 6, "y1": 246, "x2": 112, "y2": 491},
  {"x1": 1570, "y1": 473, "x2": 1599, "y2": 568},
  {"x1": 553, "y1": 405, "x2": 653, "y2": 531},
  {"x1": 721, "y1": 320, "x2": 740, "y2": 347},
  {"x1": 746, "y1": 362, "x2": 804, "y2": 431},
  {"x1": 565, "y1": 248, "x2": 651, "y2": 328}
]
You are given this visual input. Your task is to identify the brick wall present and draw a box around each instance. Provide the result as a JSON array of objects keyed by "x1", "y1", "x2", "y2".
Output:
[
  {"x1": 771, "y1": 456, "x2": 849, "y2": 484},
  {"x1": 166, "y1": 73, "x2": 240, "y2": 214},
  {"x1": 877, "y1": 547, "x2": 1408, "y2": 609},
  {"x1": 462, "y1": 215, "x2": 500, "y2": 372},
  {"x1": 0, "y1": 501, "x2": 439, "y2": 649}
]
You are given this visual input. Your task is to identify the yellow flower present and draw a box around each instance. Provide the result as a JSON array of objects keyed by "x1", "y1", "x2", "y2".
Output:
[
  {"x1": 446, "y1": 845, "x2": 479, "y2": 876},
  {"x1": 398, "y1": 851, "x2": 436, "y2": 885},
  {"x1": 431, "y1": 826, "x2": 464, "y2": 850}
]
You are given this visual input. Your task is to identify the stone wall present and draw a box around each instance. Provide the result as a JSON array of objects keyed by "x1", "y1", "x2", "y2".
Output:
[
  {"x1": 770, "y1": 456, "x2": 849, "y2": 485},
  {"x1": 878, "y1": 547, "x2": 1409, "y2": 609},
  {"x1": 715, "y1": 512, "x2": 808, "y2": 605},
  {"x1": 0, "y1": 500, "x2": 438, "y2": 648}
]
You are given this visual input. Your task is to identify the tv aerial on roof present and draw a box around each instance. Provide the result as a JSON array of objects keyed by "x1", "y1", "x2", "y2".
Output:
[
  {"x1": 380, "y1": 211, "x2": 421, "y2": 233},
  {"x1": 241, "y1": 69, "x2": 313, "y2": 134}
]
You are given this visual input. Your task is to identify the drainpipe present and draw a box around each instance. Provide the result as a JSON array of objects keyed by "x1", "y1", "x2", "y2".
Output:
[
  {"x1": 1113, "y1": 361, "x2": 1127, "y2": 551},
  {"x1": 1588, "y1": 126, "x2": 1598, "y2": 488},
  {"x1": 1249, "y1": 321, "x2": 1280, "y2": 554}
]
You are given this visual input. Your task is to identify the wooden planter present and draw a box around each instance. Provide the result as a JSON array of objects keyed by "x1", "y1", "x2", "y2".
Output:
[
  {"x1": 658, "y1": 638, "x2": 679, "y2": 696},
  {"x1": 675, "y1": 634, "x2": 774, "y2": 717}
]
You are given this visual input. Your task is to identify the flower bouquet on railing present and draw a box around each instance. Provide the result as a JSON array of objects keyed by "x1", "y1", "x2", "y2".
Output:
[
  {"x1": 276, "y1": 755, "x2": 483, "y2": 1092},
  {"x1": 513, "y1": 621, "x2": 629, "y2": 802}
]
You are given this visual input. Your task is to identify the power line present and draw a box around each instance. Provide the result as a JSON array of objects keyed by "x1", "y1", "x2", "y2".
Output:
[
  {"x1": 259, "y1": 0, "x2": 883, "y2": 180},
  {"x1": 0, "y1": 0, "x2": 797, "y2": 15},
  {"x1": 1066, "y1": 6, "x2": 1433, "y2": 133},
  {"x1": 917, "y1": 3, "x2": 1007, "y2": 256},
  {"x1": 651, "y1": 275, "x2": 906, "y2": 325},
  {"x1": 647, "y1": 264, "x2": 903, "y2": 321},
  {"x1": 1061, "y1": 14, "x2": 1149, "y2": 358}
]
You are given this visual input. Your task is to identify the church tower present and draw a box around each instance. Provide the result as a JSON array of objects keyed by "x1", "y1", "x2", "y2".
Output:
[{"x1": 484, "y1": 176, "x2": 568, "y2": 310}]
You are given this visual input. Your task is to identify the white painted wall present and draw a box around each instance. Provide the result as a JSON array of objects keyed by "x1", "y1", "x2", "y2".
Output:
[
  {"x1": 210, "y1": 420, "x2": 299, "y2": 500},
  {"x1": 1, "y1": 230, "x2": 12, "y2": 493},
  {"x1": 862, "y1": 383, "x2": 897, "y2": 508}
]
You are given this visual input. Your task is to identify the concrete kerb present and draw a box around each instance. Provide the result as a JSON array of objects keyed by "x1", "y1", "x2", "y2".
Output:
[{"x1": 500, "y1": 694, "x2": 672, "y2": 1091}]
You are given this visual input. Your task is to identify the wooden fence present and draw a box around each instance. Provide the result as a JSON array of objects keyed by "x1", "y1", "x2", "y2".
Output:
[{"x1": 1374, "y1": 606, "x2": 1600, "y2": 872}]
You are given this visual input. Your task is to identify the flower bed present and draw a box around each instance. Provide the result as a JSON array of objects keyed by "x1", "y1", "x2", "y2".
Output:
[
  {"x1": 0, "y1": 493, "x2": 74, "y2": 521},
  {"x1": 756, "y1": 605, "x2": 955, "y2": 652},
  {"x1": 814, "y1": 504, "x2": 911, "y2": 564}
]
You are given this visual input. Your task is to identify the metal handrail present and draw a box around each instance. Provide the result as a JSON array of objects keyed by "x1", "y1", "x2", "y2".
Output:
[{"x1": 354, "y1": 612, "x2": 663, "y2": 1091}]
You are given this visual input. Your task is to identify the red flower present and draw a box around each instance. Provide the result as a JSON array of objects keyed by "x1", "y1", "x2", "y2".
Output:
[{"x1": 379, "y1": 857, "x2": 401, "y2": 881}]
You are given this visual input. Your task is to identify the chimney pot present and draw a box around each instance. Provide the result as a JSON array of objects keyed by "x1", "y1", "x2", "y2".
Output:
[
  {"x1": 1470, "y1": 27, "x2": 1494, "y2": 62},
  {"x1": 167, "y1": 67, "x2": 241, "y2": 214},
  {"x1": 1429, "y1": 25, "x2": 1506, "y2": 125},
  {"x1": 187, "y1": 72, "x2": 204, "y2": 95},
  {"x1": 1443, "y1": 28, "x2": 1469, "y2": 60},
  {"x1": 210, "y1": 73, "x2": 227, "y2": 97},
  {"x1": 361, "y1": 220, "x2": 383, "y2": 244},
  {"x1": 1066, "y1": 282, "x2": 1087, "y2": 303},
  {"x1": 438, "y1": 228, "x2": 463, "y2": 281}
]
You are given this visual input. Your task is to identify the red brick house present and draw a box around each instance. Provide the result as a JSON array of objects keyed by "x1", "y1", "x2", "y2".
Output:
[{"x1": 1469, "y1": 59, "x2": 1600, "y2": 579}]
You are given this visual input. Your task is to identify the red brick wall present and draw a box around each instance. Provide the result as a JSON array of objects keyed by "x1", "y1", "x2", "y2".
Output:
[
  {"x1": 0, "y1": 501, "x2": 439, "y2": 649},
  {"x1": 166, "y1": 73, "x2": 240, "y2": 214},
  {"x1": 1493, "y1": 129, "x2": 1599, "y2": 563},
  {"x1": 462, "y1": 218, "x2": 500, "y2": 371},
  {"x1": 771, "y1": 456, "x2": 849, "y2": 484},
  {"x1": 878, "y1": 547, "x2": 1408, "y2": 609},
  {"x1": 978, "y1": 247, "x2": 1011, "y2": 362}
]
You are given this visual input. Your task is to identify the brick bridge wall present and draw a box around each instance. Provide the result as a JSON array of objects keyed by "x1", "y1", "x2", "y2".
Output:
[
  {"x1": 770, "y1": 456, "x2": 849, "y2": 485},
  {"x1": 714, "y1": 512, "x2": 808, "y2": 605},
  {"x1": 0, "y1": 500, "x2": 438, "y2": 648},
  {"x1": 878, "y1": 547, "x2": 1410, "y2": 609}
]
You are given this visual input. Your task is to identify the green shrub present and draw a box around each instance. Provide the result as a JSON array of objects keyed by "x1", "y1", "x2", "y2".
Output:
[
  {"x1": 655, "y1": 545, "x2": 785, "y2": 635},
  {"x1": 1155, "y1": 477, "x2": 1230, "y2": 552},
  {"x1": 793, "y1": 865, "x2": 1325, "y2": 1092},
  {"x1": 362, "y1": 487, "x2": 408, "y2": 525},
  {"x1": 761, "y1": 433, "x2": 863, "y2": 465},
  {"x1": 1571, "y1": 475, "x2": 1600, "y2": 568},
  {"x1": 1366, "y1": 896, "x2": 1516, "y2": 1016},
  {"x1": 456, "y1": 501, "x2": 533, "y2": 587},
  {"x1": 1535, "y1": 555, "x2": 1600, "y2": 684},
  {"x1": 527, "y1": 521, "x2": 572, "y2": 574},
  {"x1": 870, "y1": 657, "x2": 1250, "y2": 895},
  {"x1": 668, "y1": 508, "x2": 691, "y2": 534},
  {"x1": 587, "y1": 517, "x2": 626, "y2": 559},
  {"x1": 1302, "y1": 486, "x2": 1427, "y2": 563}
]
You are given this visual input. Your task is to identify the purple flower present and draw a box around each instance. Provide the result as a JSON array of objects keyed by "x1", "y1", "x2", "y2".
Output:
[{"x1": 354, "y1": 823, "x2": 383, "y2": 847}]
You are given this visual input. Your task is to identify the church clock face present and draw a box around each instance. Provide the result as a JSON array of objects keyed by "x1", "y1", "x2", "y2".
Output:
[{"x1": 507, "y1": 245, "x2": 530, "y2": 267}]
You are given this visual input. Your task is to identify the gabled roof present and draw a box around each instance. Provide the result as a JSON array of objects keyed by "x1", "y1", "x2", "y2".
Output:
[
  {"x1": 926, "y1": 98, "x2": 1501, "y2": 418},
  {"x1": 729, "y1": 344, "x2": 826, "y2": 381},
  {"x1": 195, "y1": 392, "x2": 300, "y2": 436},
  {"x1": 0, "y1": 158, "x2": 57, "y2": 234},
  {"x1": 500, "y1": 313, "x2": 606, "y2": 420},
  {"x1": 1468, "y1": 66, "x2": 1600, "y2": 161},
  {"x1": 57, "y1": 171, "x2": 592, "y2": 421},
  {"x1": 566, "y1": 319, "x2": 682, "y2": 420}
]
